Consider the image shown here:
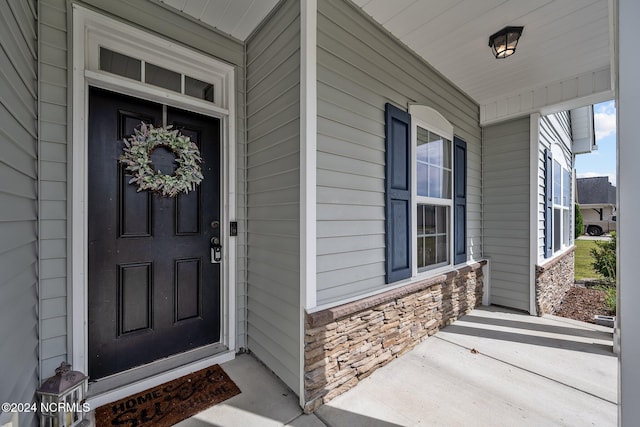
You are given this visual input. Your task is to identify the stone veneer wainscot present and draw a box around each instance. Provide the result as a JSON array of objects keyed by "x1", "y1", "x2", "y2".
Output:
[
  {"x1": 303, "y1": 261, "x2": 486, "y2": 412},
  {"x1": 535, "y1": 247, "x2": 576, "y2": 315}
]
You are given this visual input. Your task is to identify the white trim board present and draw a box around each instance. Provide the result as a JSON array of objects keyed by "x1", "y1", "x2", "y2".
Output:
[
  {"x1": 299, "y1": 0, "x2": 317, "y2": 407},
  {"x1": 71, "y1": 5, "x2": 237, "y2": 398},
  {"x1": 529, "y1": 113, "x2": 540, "y2": 316},
  {"x1": 480, "y1": 67, "x2": 614, "y2": 126}
]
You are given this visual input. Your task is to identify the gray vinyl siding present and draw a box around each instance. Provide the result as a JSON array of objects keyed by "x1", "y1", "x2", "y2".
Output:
[
  {"x1": 315, "y1": 0, "x2": 482, "y2": 306},
  {"x1": 37, "y1": 0, "x2": 248, "y2": 378},
  {"x1": 39, "y1": 0, "x2": 68, "y2": 383},
  {"x1": 245, "y1": 0, "x2": 300, "y2": 393},
  {"x1": 537, "y1": 111, "x2": 573, "y2": 261},
  {"x1": 483, "y1": 117, "x2": 531, "y2": 312},
  {"x1": 0, "y1": 0, "x2": 38, "y2": 425}
]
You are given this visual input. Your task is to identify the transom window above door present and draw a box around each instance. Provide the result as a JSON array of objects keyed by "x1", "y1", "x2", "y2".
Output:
[
  {"x1": 100, "y1": 47, "x2": 215, "y2": 103},
  {"x1": 79, "y1": 8, "x2": 235, "y2": 116}
]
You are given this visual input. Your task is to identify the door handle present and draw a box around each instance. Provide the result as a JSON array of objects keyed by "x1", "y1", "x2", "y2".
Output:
[{"x1": 210, "y1": 237, "x2": 222, "y2": 263}]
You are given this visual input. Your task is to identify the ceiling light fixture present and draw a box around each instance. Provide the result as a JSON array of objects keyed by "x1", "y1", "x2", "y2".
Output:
[{"x1": 488, "y1": 26, "x2": 524, "y2": 59}]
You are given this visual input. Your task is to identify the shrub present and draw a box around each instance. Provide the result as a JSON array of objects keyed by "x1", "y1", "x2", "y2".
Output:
[
  {"x1": 594, "y1": 282, "x2": 616, "y2": 313},
  {"x1": 590, "y1": 232, "x2": 616, "y2": 282},
  {"x1": 574, "y1": 203, "x2": 584, "y2": 238},
  {"x1": 601, "y1": 285, "x2": 617, "y2": 313}
]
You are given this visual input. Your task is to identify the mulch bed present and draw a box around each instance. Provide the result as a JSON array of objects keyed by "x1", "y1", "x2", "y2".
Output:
[
  {"x1": 553, "y1": 285, "x2": 615, "y2": 324},
  {"x1": 95, "y1": 364, "x2": 240, "y2": 427}
]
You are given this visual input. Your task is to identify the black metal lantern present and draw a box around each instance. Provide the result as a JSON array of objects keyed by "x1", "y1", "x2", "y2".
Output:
[
  {"x1": 488, "y1": 26, "x2": 524, "y2": 58},
  {"x1": 37, "y1": 362, "x2": 89, "y2": 427}
]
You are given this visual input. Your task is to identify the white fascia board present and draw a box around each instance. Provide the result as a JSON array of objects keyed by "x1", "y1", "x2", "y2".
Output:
[{"x1": 480, "y1": 67, "x2": 614, "y2": 127}]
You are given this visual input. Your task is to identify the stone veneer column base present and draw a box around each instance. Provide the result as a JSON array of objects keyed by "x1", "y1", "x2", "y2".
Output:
[
  {"x1": 303, "y1": 261, "x2": 486, "y2": 413},
  {"x1": 535, "y1": 247, "x2": 575, "y2": 315}
]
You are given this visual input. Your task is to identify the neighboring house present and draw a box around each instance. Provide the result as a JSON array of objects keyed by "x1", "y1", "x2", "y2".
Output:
[
  {"x1": 577, "y1": 176, "x2": 617, "y2": 236},
  {"x1": 3, "y1": 0, "x2": 633, "y2": 426}
]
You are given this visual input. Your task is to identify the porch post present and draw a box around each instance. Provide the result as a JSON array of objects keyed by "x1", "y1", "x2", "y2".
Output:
[{"x1": 617, "y1": 0, "x2": 640, "y2": 425}]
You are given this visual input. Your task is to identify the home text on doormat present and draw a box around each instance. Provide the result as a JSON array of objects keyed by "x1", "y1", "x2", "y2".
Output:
[{"x1": 94, "y1": 365, "x2": 240, "y2": 427}]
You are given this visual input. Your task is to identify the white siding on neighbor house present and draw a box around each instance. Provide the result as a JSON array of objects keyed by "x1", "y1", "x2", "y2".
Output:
[
  {"x1": 483, "y1": 117, "x2": 531, "y2": 312},
  {"x1": 37, "y1": 0, "x2": 248, "y2": 379},
  {"x1": 245, "y1": 0, "x2": 300, "y2": 393},
  {"x1": 315, "y1": 0, "x2": 482, "y2": 306},
  {"x1": 536, "y1": 111, "x2": 573, "y2": 261},
  {"x1": 581, "y1": 205, "x2": 615, "y2": 223},
  {"x1": 0, "y1": 0, "x2": 38, "y2": 425}
]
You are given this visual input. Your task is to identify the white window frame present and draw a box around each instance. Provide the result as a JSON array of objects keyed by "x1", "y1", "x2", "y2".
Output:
[
  {"x1": 551, "y1": 146, "x2": 572, "y2": 253},
  {"x1": 409, "y1": 105, "x2": 455, "y2": 278}
]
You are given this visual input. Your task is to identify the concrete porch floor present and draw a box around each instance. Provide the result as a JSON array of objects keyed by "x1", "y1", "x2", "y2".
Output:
[{"x1": 177, "y1": 306, "x2": 617, "y2": 427}]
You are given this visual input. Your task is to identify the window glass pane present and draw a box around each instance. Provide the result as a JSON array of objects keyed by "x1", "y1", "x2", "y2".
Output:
[
  {"x1": 100, "y1": 48, "x2": 141, "y2": 81},
  {"x1": 436, "y1": 205, "x2": 447, "y2": 234},
  {"x1": 417, "y1": 162, "x2": 428, "y2": 196},
  {"x1": 563, "y1": 209, "x2": 570, "y2": 246},
  {"x1": 185, "y1": 76, "x2": 214, "y2": 102},
  {"x1": 553, "y1": 160, "x2": 561, "y2": 205},
  {"x1": 417, "y1": 127, "x2": 429, "y2": 162},
  {"x1": 424, "y1": 236, "x2": 436, "y2": 266},
  {"x1": 427, "y1": 165, "x2": 442, "y2": 198},
  {"x1": 562, "y1": 169, "x2": 570, "y2": 207},
  {"x1": 441, "y1": 138, "x2": 451, "y2": 169},
  {"x1": 417, "y1": 204, "x2": 449, "y2": 270},
  {"x1": 427, "y1": 136, "x2": 443, "y2": 166},
  {"x1": 416, "y1": 127, "x2": 451, "y2": 200},
  {"x1": 145, "y1": 62, "x2": 181, "y2": 92},
  {"x1": 554, "y1": 208, "x2": 561, "y2": 251},
  {"x1": 436, "y1": 235, "x2": 448, "y2": 264},
  {"x1": 417, "y1": 236, "x2": 425, "y2": 269},
  {"x1": 442, "y1": 170, "x2": 451, "y2": 199},
  {"x1": 423, "y1": 205, "x2": 436, "y2": 234}
]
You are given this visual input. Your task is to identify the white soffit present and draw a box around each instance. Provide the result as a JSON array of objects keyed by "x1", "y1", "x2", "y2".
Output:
[
  {"x1": 353, "y1": 0, "x2": 613, "y2": 123},
  {"x1": 159, "y1": 0, "x2": 281, "y2": 41},
  {"x1": 162, "y1": 0, "x2": 613, "y2": 124}
]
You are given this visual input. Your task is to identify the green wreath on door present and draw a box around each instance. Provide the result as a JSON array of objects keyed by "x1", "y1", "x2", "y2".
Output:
[{"x1": 119, "y1": 122, "x2": 204, "y2": 198}]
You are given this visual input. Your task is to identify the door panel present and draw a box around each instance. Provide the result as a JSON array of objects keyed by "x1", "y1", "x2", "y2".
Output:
[{"x1": 88, "y1": 88, "x2": 221, "y2": 380}]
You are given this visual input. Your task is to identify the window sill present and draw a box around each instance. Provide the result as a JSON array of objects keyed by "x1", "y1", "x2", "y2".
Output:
[{"x1": 538, "y1": 245, "x2": 576, "y2": 270}]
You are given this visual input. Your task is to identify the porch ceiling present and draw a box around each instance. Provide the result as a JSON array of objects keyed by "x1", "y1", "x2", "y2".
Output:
[
  {"x1": 160, "y1": 0, "x2": 613, "y2": 123},
  {"x1": 353, "y1": 0, "x2": 611, "y2": 103},
  {"x1": 158, "y1": 0, "x2": 280, "y2": 41}
]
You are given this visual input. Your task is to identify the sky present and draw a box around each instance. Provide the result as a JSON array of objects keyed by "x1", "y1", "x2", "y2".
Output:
[{"x1": 575, "y1": 100, "x2": 617, "y2": 185}]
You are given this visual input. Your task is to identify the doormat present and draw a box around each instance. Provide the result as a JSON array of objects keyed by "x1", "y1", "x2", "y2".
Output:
[{"x1": 94, "y1": 365, "x2": 241, "y2": 427}]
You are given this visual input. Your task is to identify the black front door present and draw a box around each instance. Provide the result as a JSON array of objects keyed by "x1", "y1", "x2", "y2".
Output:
[{"x1": 88, "y1": 87, "x2": 221, "y2": 380}]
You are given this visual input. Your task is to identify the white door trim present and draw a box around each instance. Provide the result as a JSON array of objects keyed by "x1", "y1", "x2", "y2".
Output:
[{"x1": 71, "y1": 5, "x2": 236, "y2": 400}]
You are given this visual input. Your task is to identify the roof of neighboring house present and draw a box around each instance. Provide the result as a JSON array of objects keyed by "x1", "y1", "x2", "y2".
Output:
[{"x1": 576, "y1": 176, "x2": 616, "y2": 205}]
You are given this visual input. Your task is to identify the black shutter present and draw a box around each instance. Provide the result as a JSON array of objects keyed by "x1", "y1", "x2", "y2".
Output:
[
  {"x1": 385, "y1": 103, "x2": 412, "y2": 283},
  {"x1": 453, "y1": 137, "x2": 467, "y2": 265},
  {"x1": 544, "y1": 148, "x2": 553, "y2": 258}
]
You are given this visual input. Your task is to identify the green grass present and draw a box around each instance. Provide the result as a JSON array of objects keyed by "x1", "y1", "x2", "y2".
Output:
[{"x1": 574, "y1": 239, "x2": 600, "y2": 281}]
